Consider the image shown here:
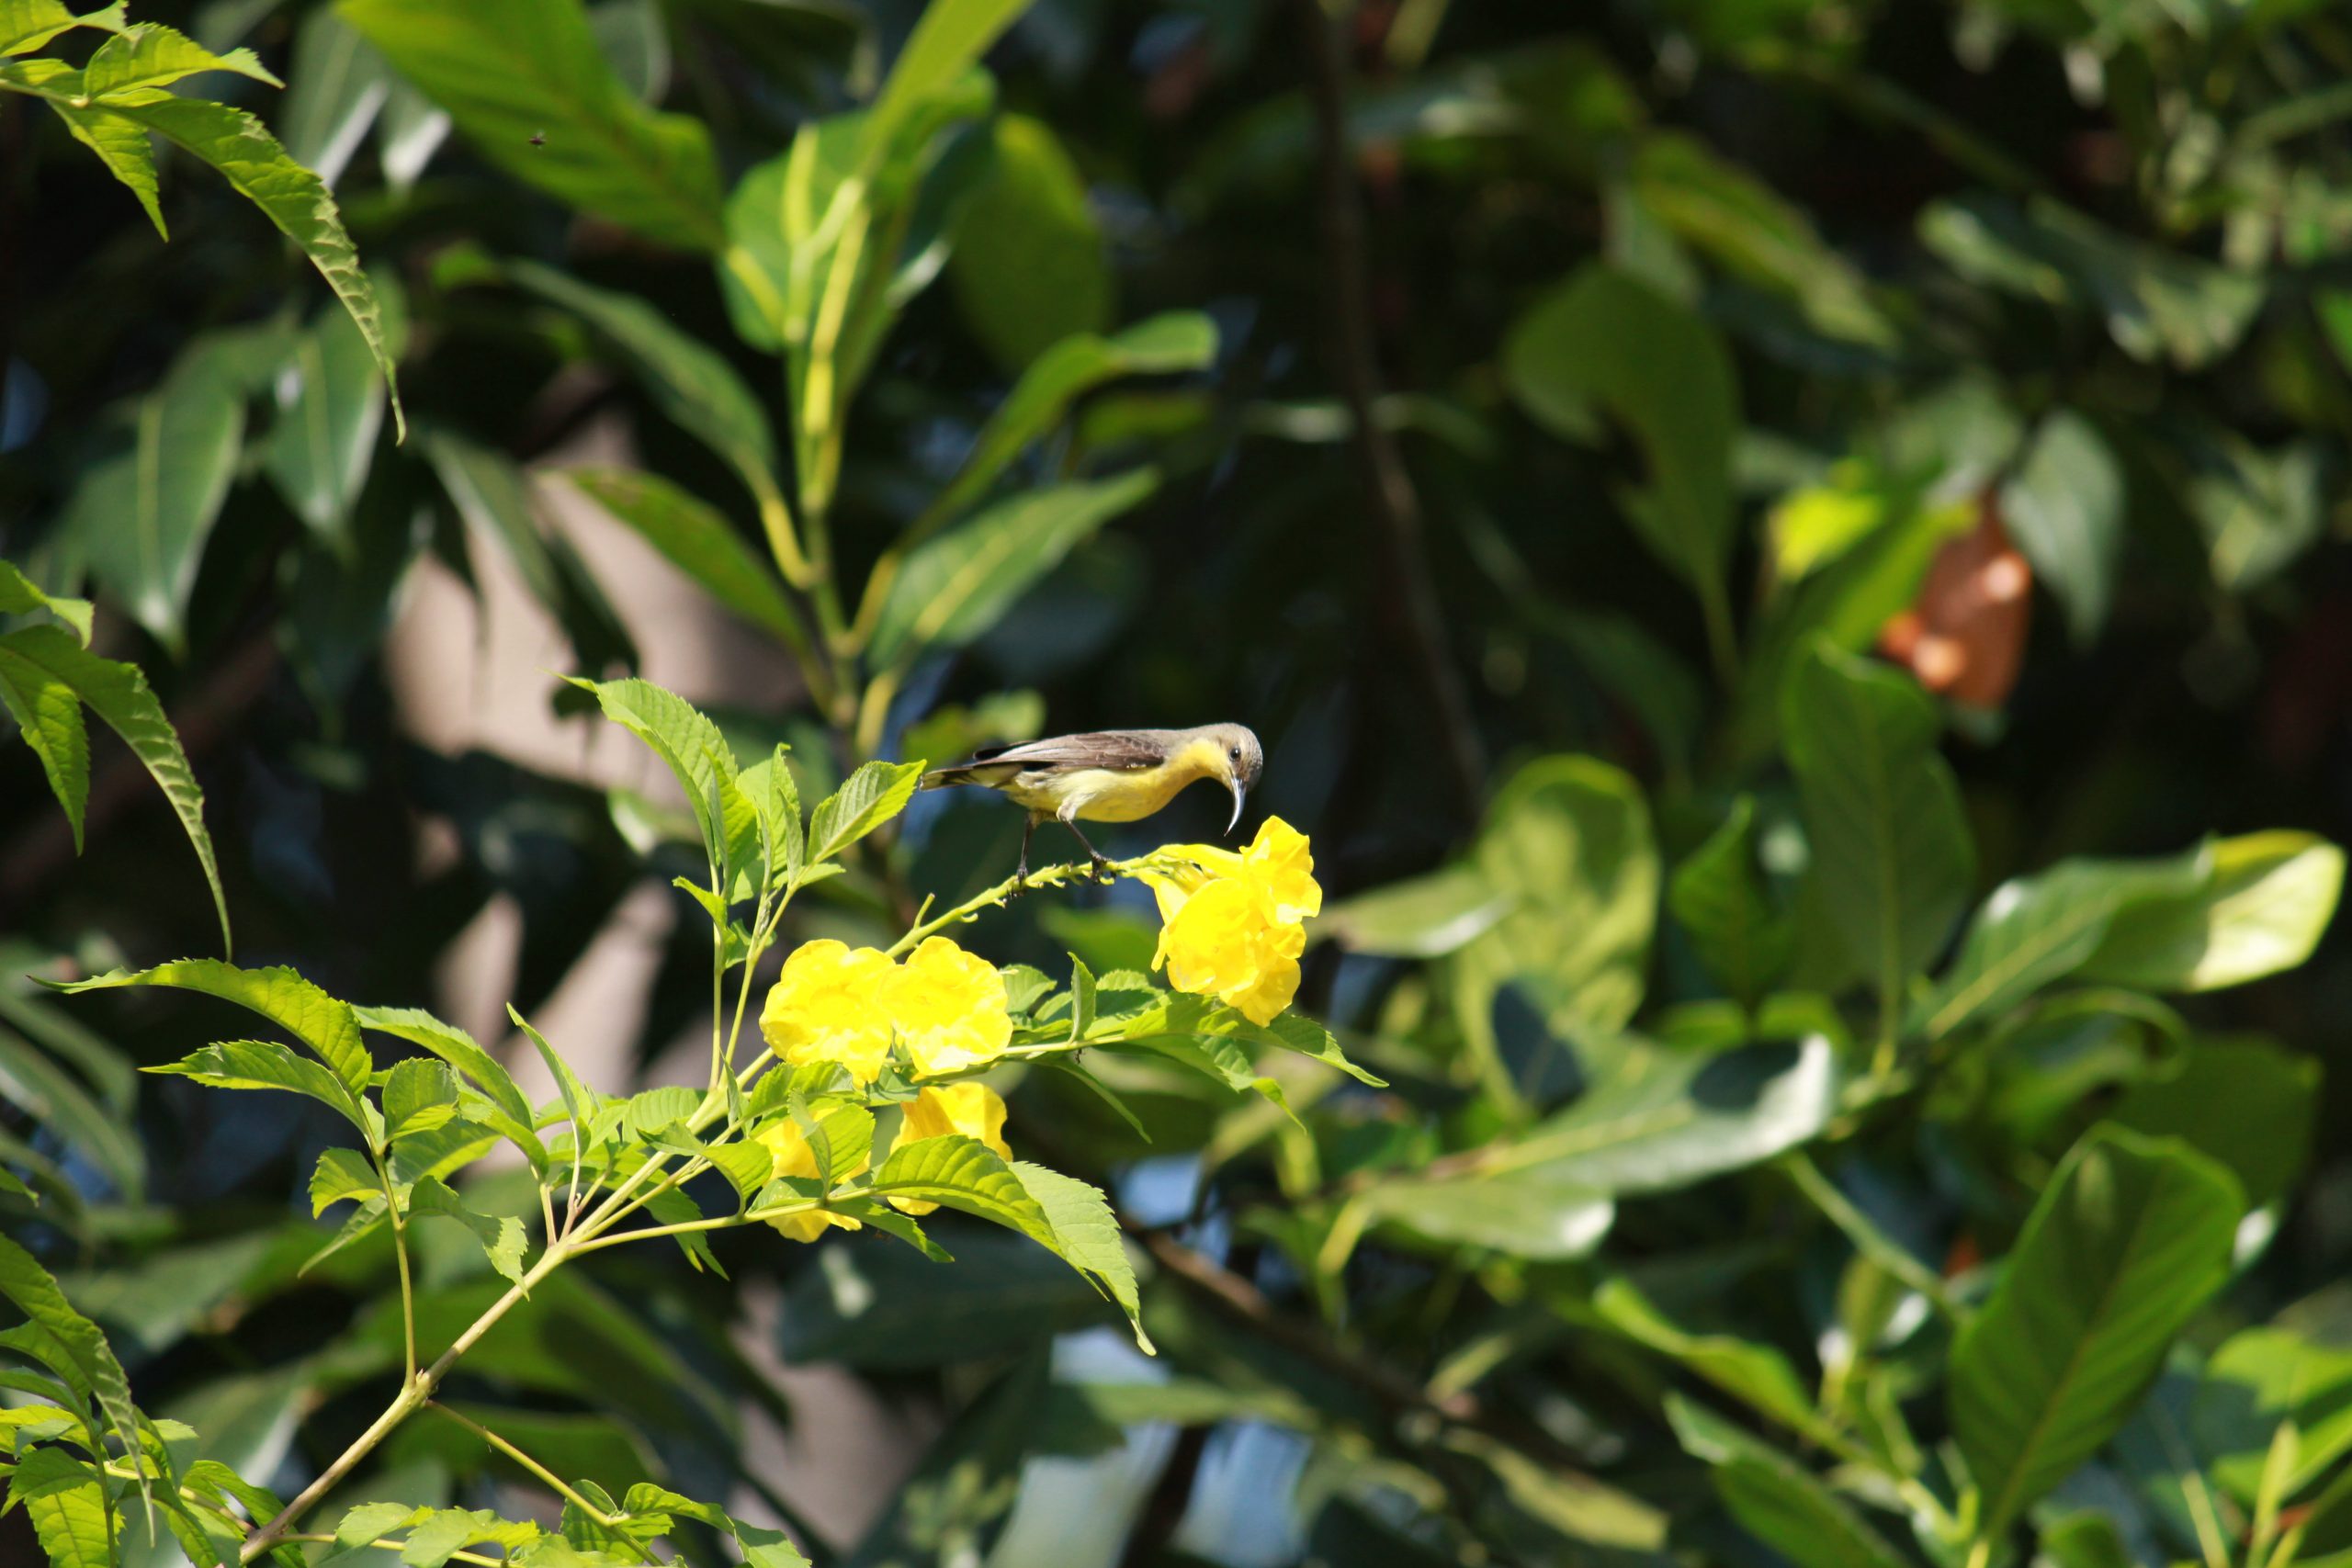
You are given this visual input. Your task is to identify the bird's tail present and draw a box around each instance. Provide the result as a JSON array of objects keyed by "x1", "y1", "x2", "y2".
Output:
[{"x1": 916, "y1": 767, "x2": 965, "y2": 791}]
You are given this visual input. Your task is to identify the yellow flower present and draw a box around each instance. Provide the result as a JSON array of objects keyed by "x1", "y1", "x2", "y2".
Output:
[
  {"x1": 754, "y1": 1117, "x2": 869, "y2": 1243},
  {"x1": 760, "y1": 940, "x2": 894, "y2": 1084},
  {"x1": 885, "y1": 937, "x2": 1012, "y2": 1077},
  {"x1": 887, "y1": 1083, "x2": 1012, "y2": 1215},
  {"x1": 1238, "y1": 816, "x2": 1321, "y2": 923},
  {"x1": 1151, "y1": 874, "x2": 1306, "y2": 1026}
]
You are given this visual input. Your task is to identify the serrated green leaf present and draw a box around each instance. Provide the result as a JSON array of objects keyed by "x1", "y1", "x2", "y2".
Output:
[
  {"x1": 1012, "y1": 1162, "x2": 1148, "y2": 1352},
  {"x1": 564, "y1": 675, "x2": 754, "y2": 888},
  {"x1": 1, "y1": 0, "x2": 123, "y2": 57},
  {"x1": 808, "y1": 758, "x2": 922, "y2": 863},
  {"x1": 0, "y1": 1233, "x2": 144, "y2": 1516},
  {"x1": 145, "y1": 1041, "x2": 366, "y2": 1133},
  {"x1": 623, "y1": 1085, "x2": 699, "y2": 1140},
  {"x1": 82, "y1": 21, "x2": 278, "y2": 96},
  {"x1": 406, "y1": 1175, "x2": 529, "y2": 1286},
  {"x1": 0, "y1": 560, "x2": 93, "y2": 645},
  {"x1": 310, "y1": 1145, "x2": 379, "y2": 1216},
  {"x1": 0, "y1": 629, "x2": 228, "y2": 951},
  {"x1": 66, "y1": 958, "x2": 369, "y2": 1098},
  {"x1": 76, "y1": 93, "x2": 402, "y2": 436},
  {"x1": 353, "y1": 1005, "x2": 537, "y2": 1148},
  {"x1": 0, "y1": 639, "x2": 89, "y2": 852},
  {"x1": 384, "y1": 1057, "x2": 459, "y2": 1141}
]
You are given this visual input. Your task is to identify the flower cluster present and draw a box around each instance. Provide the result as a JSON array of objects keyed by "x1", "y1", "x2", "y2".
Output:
[
  {"x1": 1140, "y1": 817, "x2": 1321, "y2": 1026},
  {"x1": 758, "y1": 935, "x2": 1011, "y2": 1084},
  {"x1": 754, "y1": 1082, "x2": 1012, "y2": 1241}
]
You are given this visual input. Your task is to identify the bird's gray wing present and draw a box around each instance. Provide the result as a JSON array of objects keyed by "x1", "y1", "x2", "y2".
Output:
[{"x1": 958, "y1": 730, "x2": 1172, "y2": 773}]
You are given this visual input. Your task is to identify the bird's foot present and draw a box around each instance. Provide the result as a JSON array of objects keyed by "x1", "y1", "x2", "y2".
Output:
[{"x1": 1088, "y1": 853, "x2": 1114, "y2": 886}]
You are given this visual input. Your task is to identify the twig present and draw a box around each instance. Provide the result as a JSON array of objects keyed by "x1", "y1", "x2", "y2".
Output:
[
  {"x1": 428, "y1": 1403, "x2": 618, "y2": 1527},
  {"x1": 1297, "y1": 0, "x2": 1485, "y2": 814}
]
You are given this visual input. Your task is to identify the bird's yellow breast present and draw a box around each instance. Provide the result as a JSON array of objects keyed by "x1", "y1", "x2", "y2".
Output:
[{"x1": 1001, "y1": 739, "x2": 1225, "y2": 823}]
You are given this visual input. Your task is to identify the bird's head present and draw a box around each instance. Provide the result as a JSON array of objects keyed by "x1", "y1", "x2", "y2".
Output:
[{"x1": 1196, "y1": 723, "x2": 1264, "y2": 834}]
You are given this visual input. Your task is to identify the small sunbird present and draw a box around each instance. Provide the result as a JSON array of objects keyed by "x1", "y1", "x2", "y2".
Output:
[{"x1": 919, "y1": 724, "x2": 1265, "y2": 885}]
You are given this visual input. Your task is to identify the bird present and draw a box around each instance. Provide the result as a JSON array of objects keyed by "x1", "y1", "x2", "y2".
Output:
[{"x1": 918, "y1": 724, "x2": 1265, "y2": 886}]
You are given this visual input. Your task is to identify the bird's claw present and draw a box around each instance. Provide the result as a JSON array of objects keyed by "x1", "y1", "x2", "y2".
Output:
[{"x1": 1088, "y1": 855, "x2": 1114, "y2": 886}]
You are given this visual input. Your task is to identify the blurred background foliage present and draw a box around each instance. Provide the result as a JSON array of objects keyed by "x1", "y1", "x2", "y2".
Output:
[{"x1": 11, "y1": 0, "x2": 2352, "y2": 1563}]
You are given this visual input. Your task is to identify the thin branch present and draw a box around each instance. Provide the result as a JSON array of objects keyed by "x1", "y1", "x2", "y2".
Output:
[
  {"x1": 377, "y1": 1162, "x2": 417, "y2": 1382},
  {"x1": 428, "y1": 1403, "x2": 618, "y2": 1526},
  {"x1": 1297, "y1": 0, "x2": 1485, "y2": 814},
  {"x1": 885, "y1": 857, "x2": 1124, "y2": 958}
]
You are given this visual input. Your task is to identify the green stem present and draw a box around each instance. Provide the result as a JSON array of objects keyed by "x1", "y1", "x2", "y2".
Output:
[
  {"x1": 376, "y1": 1162, "x2": 417, "y2": 1382},
  {"x1": 886, "y1": 857, "x2": 1136, "y2": 958},
  {"x1": 237, "y1": 1244, "x2": 574, "y2": 1562},
  {"x1": 1782, "y1": 1150, "x2": 1960, "y2": 1318},
  {"x1": 428, "y1": 1403, "x2": 617, "y2": 1526},
  {"x1": 283, "y1": 1537, "x2": 506, "y2": 1568}
]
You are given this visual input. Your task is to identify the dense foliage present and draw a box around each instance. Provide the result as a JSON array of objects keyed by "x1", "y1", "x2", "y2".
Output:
[{"x1": 8, "y1": 0, "x2": 2352, "y2": 1565}]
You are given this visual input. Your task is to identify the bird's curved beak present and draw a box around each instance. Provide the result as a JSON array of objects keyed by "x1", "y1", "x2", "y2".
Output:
[{"x1": 1226, "y1": 778, "x2": 1247, "y2": 835}]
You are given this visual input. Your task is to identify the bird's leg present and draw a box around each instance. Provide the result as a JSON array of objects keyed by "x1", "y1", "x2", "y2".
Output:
[
  {"x1": 1011, "y1": 817, "x2": 1038, "y2": 897},
  {"x1": 1062, "y1": 818, "x2": 1114, "y2": 884}
]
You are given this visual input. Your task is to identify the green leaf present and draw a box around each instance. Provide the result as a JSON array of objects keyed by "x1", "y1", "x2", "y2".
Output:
[
  {"x1": 18, "y1": 1458, "x2": 114, "y2": 1568},
  {"x1": 860, "y1": 0, "x2": 1033, "y2": 172},
  {"x1": 1628, "y1": 132, "x2": 1892, "y2": 347},
  {"x1": 2188, "y1": 438, "x2": 2324, "y2": 593},
  {"x1": 1312, "y1": 863, "x2": 1506, "y2": 959},
  {"x1": 310, "y1": 1145, "x2": 379, "y2": 1215},
  {"x1": 1668, "y1": 795, "x2": 1794, "y2": 1009},
  {"x1": 1012, "y1": 1160, "x2": 1148, "y2": 1352},
  {"x1": 0, "y1": 638, "x2": 90, "y2": 852},
  {"x1": 564, "y1": 675, "x2": 753, "y2": 886},
  {"x1": 737, "y1": 747, "x2": 803, "y2": 888},
  {"x1": 866, "y1": 468, "x2": 1159, "y2": 671},
  {"x1": 2, "y1": 1, "x2": 124, "y2": 56},
  {"x1": 1451, "y1": 756, "x2": 1657, "y2": 1084},
  {"x1": 2083, "y1": 831, "x2": 2345, "y2": 994},
  {"x1": 922, "y1": 311, "x2": 1216, "y2": 533},
  {"x1": 0, "y1": 560, "x2": 93, "y2": 645},
  {"x1": 60, "y1": 341, "x2": 244, "y2": 656},
  {"x1": 2109, "y1": 1037, "x2": 2319, "y2": 1210},
  {"x1": 869, "y1": 1132, "x2": 1053, "y2": 1236},
  {"x1": 704, "y1": 1140, "x2": 775, "y2": 1205},
  {"x1": 623, "y1": 1085, "x2": 700, "y2": 1141},
  {"x1": 506, "y1": 261, "x2": 786, "y2": 528},
  {"x1": 340, "y1": 0, "x2": 724, "y2": 251},
  {"x1": 1949, "y1": 1124, "x2": 2244, "y2": 1541},
  {"x1": 2000, "y1": 409, "x2": 2122, "y2": 645},
  {"x1": 147, "y1": 1041, "x2": 367, "y2": 1131},
  {"x1": 65, "y1": 959, "x2": 371, "y2": 1098},
  {"x1": 2036, "y1": 1512, "x2": 2135, "y2": 1568},
  {"x1": 1359, "y1": 1170, "x2": 1612, "y2": 1260},
  {"x1": 561, "y1": 468, "x2": 804, "y2": 648},
  {"x1": 406, "y1": 1174, "x2": 529, "y2": 1287},
  {"x1": 1232, "y1": 1012, "x2": 1385, "y2": 1088},
  {"x1": 81, "y1": 21, "x2": 278, "y2": 96},
  {"x1": 1503, "y1": 265, "x2": 1736, "y2": 596},
  {"x1": 1781, "y1": 639, "x2": 1973, "y2": 1007},
  {"x1": 265, "y1": 298, "x2": 394, "y2": 547},
  {"x1": 1593, "y1": 1278, "x2": 1831, "y2": 1438},
  {"x1": 46, "y1": 83, "x2": 167, "y2": 231},
  {"x1": 353, "y1": 1006, "x2": 537, "y2": 1147},
  {"x1": 0, "y1": 1024, "x2": 141, "y2": 1201},
  {"x1": 808, "y1": 758, "x2": 923, "y2": 864},
  {"x1": 948, "y1": 113, "x2": 1111, "y2": 372},
  {"x1": 0, "y1": 628, "x2": 228, "y2": 950},
  {"x1": 83, "y1": 93, "x2": 403, "y2": 437},
  {"x1": 0, "y1": 1233, "x2": 144, "y2": 1514},
  {"x1": 384, "y1": 1057, "x2": 459, "y2": 1141},
  {"x1": 2193, "y1": 1325, "x2": 2352, "y2": 1504},
  {"x1": 506, "y1": 1006, "x2": 594, "y2": 1155},
  {"x1": 1922, "y1": 194, "x2": 2263, "y2": 370},
  {"x1": 1498, "y1": 1038, "x2": 1840, "y2": 1196},
  {"x1": 1664, "y1": 1394, "x2": 1909, "y2": 1568},
  {"x1": 1914, "y1": 850, "x2": 2209, "y2": 1041}
]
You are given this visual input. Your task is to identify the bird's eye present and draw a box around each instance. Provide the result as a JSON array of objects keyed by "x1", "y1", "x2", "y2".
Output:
[{"x1": 1228, "y1": 747, "x2": 1241, "y2": 762}]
